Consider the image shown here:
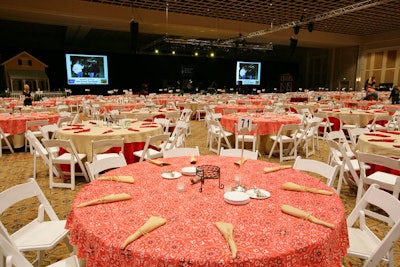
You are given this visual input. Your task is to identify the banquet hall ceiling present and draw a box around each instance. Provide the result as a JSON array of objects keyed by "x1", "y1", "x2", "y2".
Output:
[{"x1": 0, "y1": 0, "x2": 400, "y2": 54}]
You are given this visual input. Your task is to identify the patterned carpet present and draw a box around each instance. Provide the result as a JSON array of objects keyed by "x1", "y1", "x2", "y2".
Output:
[{"x1": 0, "y1": 120, "x2": 398, "y2": 266}]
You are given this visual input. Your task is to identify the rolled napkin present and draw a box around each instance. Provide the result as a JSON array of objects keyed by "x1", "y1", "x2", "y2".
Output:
[
  {"x1": 63, "y1": 127, "x2": 83, "y2": 130},
  {"x1": 140, "y1": 125, "x2": 159, "y2": 128},
  {"x1": 281, "y1": 204, "x2": 334, "y2": 228},
  {"x1": 190, "y1": 155, "x2": 197, "y2": 164},
  {"x1": 368, "y1": 138, "x2": 395, "y2": 142},
  {"x1": 282, "y1": 182, "x2": 333, "y2": 195},
  {"x1": 215, "y1": 222, "x2": 237, "y2": 259},
  {"x1": 364, "y1": 133, "x2": 390, "y2": 137},
  {"x1": 97, "y1": 175, "x2": 134, "y2": 183},
  {"x1": 127, "y1": 128, "x2": 140, "y2": 132},
  {"x1": 77, "y1": 193, "x2": 131, "y2": 208},
  {"x1": 263, "y1": 165, "x2": 291, "y2": 173},
  {"x1": 384, "y1": 131, "x2": 400, "y2": 135},
  {"x1": 89, "y1": 121, "x2": 97, "y2": 125},
  {"x1": 121, "y1": 216, "x2": 167, "y2": 249},
  {"x1": 393, "y1": 145, "x2": 400, "y2": 148},
  {"x1": 73, "y1": 128, "x2": 90, "y2": 133},
  {"x1": 102, "y1": 129, "x2": 114, "y2": 134},
  {"x1": 146, "y1": 159, "x2": 171, "y2": 166},
  {"x1": 234, "y1": 158, "x2": 247, "y2": 166},
  {"x1": 67, "y1": 123, "x2": 84, "y2": 127}
]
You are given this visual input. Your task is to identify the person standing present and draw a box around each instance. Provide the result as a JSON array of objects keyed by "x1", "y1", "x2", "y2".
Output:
[
  {"x1": 364, "y1": 76, "x2": 376, "y2": 89},
  {"x1": 22, "y1": 84, "x2": 32, "y2": 106},
  {"x1": 72, "y1": 59, "x2": 84, "y2": 77},
  {"x1": 389, "y1": 85, "x2": 400, "y2": 104}
]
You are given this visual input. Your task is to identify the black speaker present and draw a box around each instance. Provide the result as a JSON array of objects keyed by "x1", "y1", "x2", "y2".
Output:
[
  {"x1": 130, "y1": 21, "x2": 139, "y2": 52},
  {"x1": 290, "y1": 37, "x2": 298, "y2": 49}
]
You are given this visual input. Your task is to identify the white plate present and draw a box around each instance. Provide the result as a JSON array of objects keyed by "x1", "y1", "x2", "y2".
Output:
[
  {"x1": 224, "y1": 198, "x2": 250, "y2": 205},
  {"x1": 181, "y1": 167, "x2": 197, "y2": 176},
  {"x1": 161, "y1": 171, "x2": 182, "y2": 179},
  {"x1": 224, "y1": 191, "x2": 250, "y2": 204},
  {"x1": 246, "y1": 189, "x2": 271, "y2": 199},
  {"x1": 112, "y1": 125, "x2": 122, "y2": 129}
]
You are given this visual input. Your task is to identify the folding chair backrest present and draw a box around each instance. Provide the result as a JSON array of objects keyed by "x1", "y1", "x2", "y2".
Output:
[
  {"x1": 219, "y1": 147, "x2": 258, "y2": 160},
  {"x1": 91, "y1": 138, "x2": 124, "y2": 158},
  {"x1": 293, "y1": 156, "x2": 339, "y2": 190},
  {"x1": 163, "y1": 147, "x2": 200, "y2": 158},
  {"x1": 85, "y1": 155, "x2": 127, "y2": 181},
  {"x1": 26, "y1": 119, "x2": 49, "y2": 131},
  {"x1": 40, "y1": 124, "x2": 59, "y2": 140}
]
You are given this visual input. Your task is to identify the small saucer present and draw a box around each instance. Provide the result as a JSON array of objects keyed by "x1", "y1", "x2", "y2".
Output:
[{"x1": 161, "y1": 171, "x2": 182, "y2": 179}]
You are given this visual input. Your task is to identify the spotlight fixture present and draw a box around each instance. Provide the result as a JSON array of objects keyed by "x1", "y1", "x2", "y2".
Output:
[
  {"x1": 293, "y1": 25, "x2": 300, "y2": 35},
  {"x1": 308, "y1": 22, "x2": 314, "y2": 32}
]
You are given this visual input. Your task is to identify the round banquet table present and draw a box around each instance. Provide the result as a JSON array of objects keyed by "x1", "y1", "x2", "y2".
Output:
[
  {"x1": 355, "y1": 131, "x2": 400, "y2": 158},
  {"x1": 214, "y1": 105, "x2": 265, "y2": 114},
  {"x1": 55, "y1": 120, "x2": 163, "y2": 163},
  {"x1": 221, "y1": 112, "x2": 302, "y2": 154},
  {"x1": 102, "y1": 103, "x2": 146, "y2": 112},
  {"x1": 0, "y1": 112, "x2": 60, "y2": 148},
  {"x1": 318, "y1": 108, "x2": 389, "y2": 131},
  {"x1": 66, "y1": 156, "x2": 348, "y2": 267},
  {"x1": 121, "y1": 108, "x2": 180, "y2": 119}
]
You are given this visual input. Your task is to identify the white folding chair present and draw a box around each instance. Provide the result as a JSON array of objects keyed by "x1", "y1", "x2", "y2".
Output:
[
  {"x1": 219, "y1": 147, "x2": 258, "y2": 160},
  {"x1": 163, "y1": 146, "x2": 200, "y2": 158},
  {"x1": 0, "y1": 127, "x2": 14, "y2": 157},
  {"x1": 0, "y1": 178, "x2": 73, "y2": 266},
  {"x1": 326, "y1": 139, "x2": 365, "y2": 195},
  {"x1": 56, "y1": 116, "x2": 71, "y2": 127},
  {"x1": 153, "y1": 117, "x2": 170, "y2": 134},
  {"x1": 347, "y1": 184, "x2": 400, "y2": 267},
  {"x1": 356, "y1": 151, "x2": 400, "y2": 224},
  {"x1": 42, "y1": 139, "x2": 89, "y2": 190},
  {"x1": 133, "y1": 133, "x2": 170, "y2": 162},
  {"x1": 293, "y1": 156, "x2": 339, "y2": 193},
  {"x1": 234, "y1": 123, "x2": 258, "y2": 152},
  {"x1": 365, "y1": 114, "x2": 393, "y2": 131},
  {"x1": 25, "y1": 130, "x2": 59, "y2": 179},
  {"x1": 207, "y1": 119, "x2": 233, "y2": 154},
  {"x1": 91, "y1": 138, "x2": 125, "y2": 162},
  {"x1": 0, "y1": 232, "x2": 79, "y2": 267},
  {"x1": 348, "y1": 127, "x2": 370, "y2": 150},
  {"x1": 326, "y1": 130, "x2": 355, "y2": 164},
  {"x1": 85, "y1": 154, "x2": 127, "y2": 181},
  {"x1": 293, "y1": 118, "x2": 321, "y2": 157},
  {"x1": 339, "y1": 113, "x2": 359, "y2": 132},
  {"x1": 25, "y1": 119, "x2": 49, "y2": 152},
  {"x1": 313, "y1": 112, "x2": 334, "y2": 140},
  {"x1": 40, "y1": 124, "x2": 59, "y2": 140},
  {"x1": 268, "y1": 123, "x2": 301, "y2": 162}
]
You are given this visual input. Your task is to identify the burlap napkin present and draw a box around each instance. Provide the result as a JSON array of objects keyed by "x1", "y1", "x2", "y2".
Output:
[
  {"x1": 97, "y1": 176, "x2": 134, "y2": 183},
  {"x1": 281, "y1": 182, "x2": 333, "y2": 195},
  {"x1": 234, "y1": 158, "x2": 247, "y2": 166},
  {"x1": 215, "y1": 222, "x2": 237, "y2": 259},
  {"x1": 121, "y1": 216, "x2": 167, "y2": 249},
  {"x1": 77, "y1": 193, "x2": 131, "y2": 207},
  {"x1": 281, "y1": 204, "x2": 334, "y2": 228},
  {"x1": 263, "y1": 165, "x2": 291, "y2": 173},
  {"x1": 146, "y1": 159, "x2": 171, "y2": 166}
]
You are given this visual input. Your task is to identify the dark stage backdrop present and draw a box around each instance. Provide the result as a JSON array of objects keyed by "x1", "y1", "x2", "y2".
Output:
[{"x1": 0, "y1": 48, "x2": 299, "y2": 95}]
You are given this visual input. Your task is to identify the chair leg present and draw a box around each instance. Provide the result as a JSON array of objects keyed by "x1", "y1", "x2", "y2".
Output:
[
  {"x1": 33, "y1": 155, "x2": 37, "y2": 180},
  {"x1": 268, "y1": 140, "x2": 277, "y2": 158}
]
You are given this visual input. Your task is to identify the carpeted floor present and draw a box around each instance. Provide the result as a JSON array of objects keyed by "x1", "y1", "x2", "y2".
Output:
[{"x1": 0, "y1": 120, "x2": 398, "y2": 266}]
